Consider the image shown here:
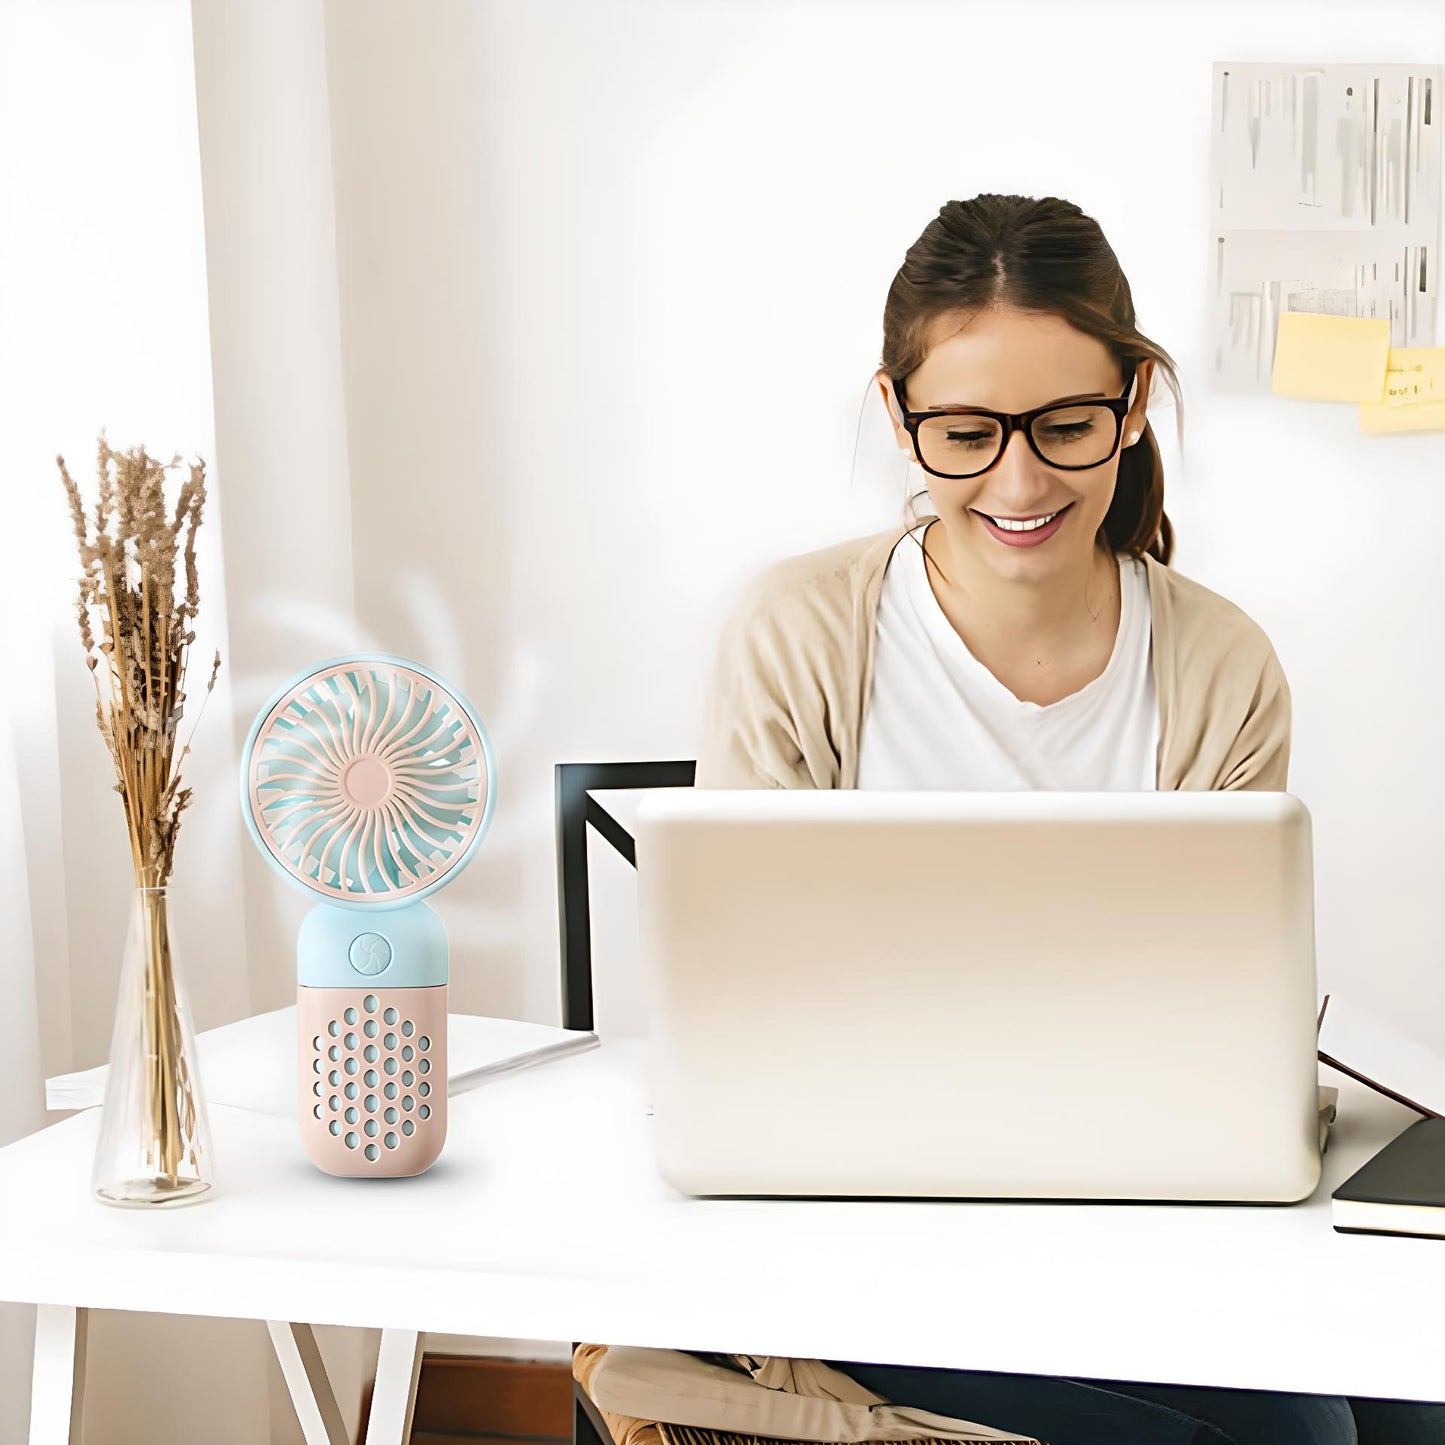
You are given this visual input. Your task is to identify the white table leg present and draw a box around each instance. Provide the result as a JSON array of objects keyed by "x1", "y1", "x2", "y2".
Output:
[
  {"x1": 28, "y1": 1304, "x2": 87, "y2": 1445},
  {"x1": 367, "y1": 1329, "x2": 423, "y2": 1445},
  {"x1": 266, "y1": 1320, "x2": 351, "y2": 1445}
]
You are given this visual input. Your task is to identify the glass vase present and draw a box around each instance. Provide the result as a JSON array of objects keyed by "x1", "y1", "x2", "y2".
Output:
[{"x1": 91, "y1": 885, "x2": 214, "y2": 1207}]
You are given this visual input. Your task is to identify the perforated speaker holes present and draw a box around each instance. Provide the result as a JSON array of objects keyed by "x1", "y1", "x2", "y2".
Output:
[{"x1": 312, "y1": 994, "x2": 434, "y2": 1153}]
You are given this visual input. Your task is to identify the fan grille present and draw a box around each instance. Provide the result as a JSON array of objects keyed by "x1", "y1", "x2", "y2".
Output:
[
  {"x1": 310, "y1": 994, "x2": 435, "y2": 1151},
  {"x1": 247, "y1": 661, "x2": 488, "y2": 902}
]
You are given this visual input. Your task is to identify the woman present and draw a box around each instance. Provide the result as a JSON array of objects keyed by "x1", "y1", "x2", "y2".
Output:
[{"x1": 692, "y1": 194, "x2": 1441, "y2": 1445}]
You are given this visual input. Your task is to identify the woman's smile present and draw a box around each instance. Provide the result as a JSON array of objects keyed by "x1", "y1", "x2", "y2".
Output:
[{"x1": 971, "y1": 500, "x2": 1075, "y2": 547}]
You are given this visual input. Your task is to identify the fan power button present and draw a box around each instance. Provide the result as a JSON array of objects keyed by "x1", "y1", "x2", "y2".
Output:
[{"x1": 348, "y1": 932, "x2": 393, "y2": 976}]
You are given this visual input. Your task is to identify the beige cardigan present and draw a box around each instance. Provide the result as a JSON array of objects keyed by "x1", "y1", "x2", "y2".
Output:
[{"x1": 696, "y1": 520, "x2": 1291, "y2": 792}]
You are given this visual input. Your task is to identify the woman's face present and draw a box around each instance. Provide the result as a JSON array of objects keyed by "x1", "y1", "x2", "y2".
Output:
[{"x1": 877, "y1": 307, "x2": 1154, "y2": 587}]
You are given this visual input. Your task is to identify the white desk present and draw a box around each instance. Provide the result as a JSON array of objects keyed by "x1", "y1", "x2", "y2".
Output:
[{"x1": 0, "y1": 1041, "x2": 1439, "y2": 1445}]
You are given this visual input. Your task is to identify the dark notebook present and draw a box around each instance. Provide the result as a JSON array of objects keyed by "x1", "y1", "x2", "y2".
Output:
[{"x1": 1332, "y1": 1115, "x2": 1445, "y2": 1238}]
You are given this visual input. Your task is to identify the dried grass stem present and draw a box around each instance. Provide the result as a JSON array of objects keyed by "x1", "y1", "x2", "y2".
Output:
[{"x1": 59, "y1": 432, "x2": 220, "y2": 1187}]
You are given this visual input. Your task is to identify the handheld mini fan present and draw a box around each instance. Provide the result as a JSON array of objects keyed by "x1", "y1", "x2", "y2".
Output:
[{"x1": 240, "y1": 654, "x2": 497, "y2": 1178}]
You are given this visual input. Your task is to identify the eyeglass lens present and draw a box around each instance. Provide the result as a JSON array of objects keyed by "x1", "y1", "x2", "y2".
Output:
[{"x1": 916, "y1": 402, "x2": 1119, "y2": 478}]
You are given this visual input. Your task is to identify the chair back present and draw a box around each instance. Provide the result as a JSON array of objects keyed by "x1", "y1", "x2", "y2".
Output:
[{"x1": 554, "y1": 761, "x2": 695, "y2": 1031}]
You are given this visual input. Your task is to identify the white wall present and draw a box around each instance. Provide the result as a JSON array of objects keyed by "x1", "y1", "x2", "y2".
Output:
[{"x1": 324, "y1": 0, "x2": 534, "y2": 1023}]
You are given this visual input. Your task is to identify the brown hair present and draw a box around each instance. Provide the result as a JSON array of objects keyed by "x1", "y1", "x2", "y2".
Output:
[{"x1": 881, "y1": 194, "x2": 1180, "y2": 566}]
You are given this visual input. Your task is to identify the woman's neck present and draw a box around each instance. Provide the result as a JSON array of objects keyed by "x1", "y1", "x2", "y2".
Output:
[{"x1": 921, "y1": 517, "x2": 1120, "y2": 653}]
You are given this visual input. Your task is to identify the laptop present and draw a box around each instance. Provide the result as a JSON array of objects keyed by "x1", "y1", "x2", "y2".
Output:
[{"x1": 632, "y1": 788, "x2": 1322, "y2": 1203}]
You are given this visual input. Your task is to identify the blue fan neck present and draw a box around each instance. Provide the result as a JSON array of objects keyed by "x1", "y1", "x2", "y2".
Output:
[{"x1": 297, "y1": 901, "x2": 447, "y2": 989}]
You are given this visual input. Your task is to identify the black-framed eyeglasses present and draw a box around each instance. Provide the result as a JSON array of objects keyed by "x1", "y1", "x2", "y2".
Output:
[{"x1": 893, "y1": 370, "x2": 1138, "y2": 480}]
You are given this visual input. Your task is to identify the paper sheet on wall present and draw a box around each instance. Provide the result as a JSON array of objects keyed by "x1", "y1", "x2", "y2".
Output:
[
  {"x1": 1271, "y1": 312, "x2": 1391, "y2": 402},
  {"x1": 1360, "y1": 346, "x2": 1445, "y2": 432},
  {"x1": 1209, "y1": 62, "x2": 1441, "y2": 394}
]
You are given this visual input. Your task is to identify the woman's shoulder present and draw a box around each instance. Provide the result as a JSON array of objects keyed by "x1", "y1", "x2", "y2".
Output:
[
  {"x1": 1141, "y1": 554, "x2": 1284, "y2": 672},
  {"x1": 1142, "y1": 556, "x2": 1292, "y2": 790},
  {"x1": 729, "y1": 522, "x2": 912, "y2": 626}
]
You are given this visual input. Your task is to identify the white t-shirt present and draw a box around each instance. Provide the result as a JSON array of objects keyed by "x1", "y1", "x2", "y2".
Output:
[{"x1": 856, "y1": 524, "x2": 1158, "y2": 791}]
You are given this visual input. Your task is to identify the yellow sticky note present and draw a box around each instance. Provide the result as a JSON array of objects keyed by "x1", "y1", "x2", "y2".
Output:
[
  {"x1": 1359, "y1": 347, "x2": 1445, "y2": 434},
  {"x1": 1271, "y1": 312, "x2": 1390, "y2": 403}
]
